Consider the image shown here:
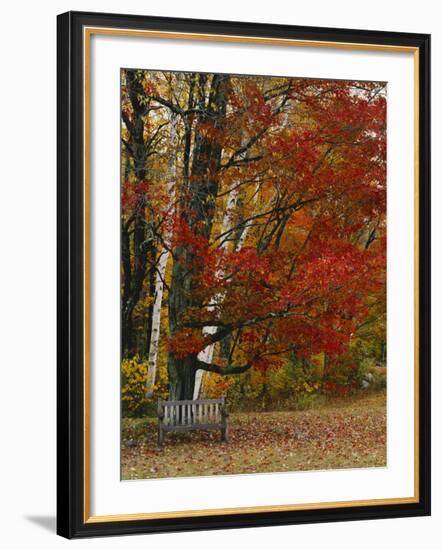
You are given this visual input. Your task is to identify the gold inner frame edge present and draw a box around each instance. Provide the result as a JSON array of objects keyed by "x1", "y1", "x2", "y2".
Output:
[{"x1": 83, "y1": 26, "x2": 420, "y2": 524}]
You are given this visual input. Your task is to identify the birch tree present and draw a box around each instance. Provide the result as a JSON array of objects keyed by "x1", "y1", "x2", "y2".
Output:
[
  {"x1": 194, "y1": 187, "x2": 239, "y2": 398},
  {"x1": 145, "y1": 112, "x2": 178, "y2": 397}
]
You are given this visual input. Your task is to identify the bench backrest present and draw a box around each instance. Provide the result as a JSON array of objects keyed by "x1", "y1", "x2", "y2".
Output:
[{"x1": 158, "y1": 398, "x2": 225, "y2": 428}]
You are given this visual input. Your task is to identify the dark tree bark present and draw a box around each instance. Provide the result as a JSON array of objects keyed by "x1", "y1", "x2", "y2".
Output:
[
  {"x1": 121, "y1": 69, "x2": 156, "y2": 357},
  {"x1": 167, "y1": 74, "x2": 229, "y2": 400}
]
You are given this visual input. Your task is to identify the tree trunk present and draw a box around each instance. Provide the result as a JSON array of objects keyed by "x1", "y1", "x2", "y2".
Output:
[
  {"x1": 168, "y1": 354, "x2": 198, "y2": 402},
  {"x1": 193, "y1": 141, "x2": 255, "y2": 398},
  {"x1": 145, "y1": 250, "x2": 169, "y2": 397},
  {"x1": 145, "y1": 113, "x2": 178, "y2": 397},
  {"x1": 193, "y1": 187, "x2": 239, "y2": 399},
  {"x1": 121, "y1": 69, "x2": 151, "y2": 357},
  {"x1": 167, "y1": 74, "x2": 228, "y2": 400}
]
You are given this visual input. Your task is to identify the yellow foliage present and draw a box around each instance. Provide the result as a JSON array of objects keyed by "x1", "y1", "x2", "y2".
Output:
[
  {"x1": 201, "y1": 371, "x2": 236, "y2": 399},
  {"x1": 121, "y1": 356, "x2": 148, "y2": 416},
  {"x1": 121, "y1": 354, "x2": 169, "y2": 417}
]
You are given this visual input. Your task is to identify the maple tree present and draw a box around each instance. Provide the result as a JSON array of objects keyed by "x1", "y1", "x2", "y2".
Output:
[{"x1": 121, "y1": 69, "x2": 386, "y2": 402}]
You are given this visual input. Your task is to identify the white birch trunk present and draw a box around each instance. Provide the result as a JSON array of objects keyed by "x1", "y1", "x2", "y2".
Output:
[
  {"x1": 235, "y1": 181, "x2": 261, "y2": 250},
  {"x1": 193, "y1": 178, "x2": 265, "y2": 398},
  {"x1": 194, "y1": 133, "x2": 258, "y2": 399},
  {"x1": 145, "y1": 113, "x2": 178, "y2": 397},
  {"x1": 193, "y1": 188, "x2": 239, "y2": 399},
  {"x1": 145, "y1": 251, "x2": 169, "y2": 397}
]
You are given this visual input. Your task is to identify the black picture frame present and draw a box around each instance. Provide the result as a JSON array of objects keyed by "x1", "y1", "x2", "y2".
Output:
[{"x1": 57, "y1": 10, "x2": 431, "y2": 539}]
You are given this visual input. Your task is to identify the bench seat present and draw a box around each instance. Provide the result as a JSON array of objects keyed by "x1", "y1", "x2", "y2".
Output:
[{"x1": 157, "y1": 398, "x2": 229, "y2": 445}]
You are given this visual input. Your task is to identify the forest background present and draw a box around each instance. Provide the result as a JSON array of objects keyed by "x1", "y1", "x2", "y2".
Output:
[{"x1": 120, "y1": 69, "x2": 387, "y2": 420}]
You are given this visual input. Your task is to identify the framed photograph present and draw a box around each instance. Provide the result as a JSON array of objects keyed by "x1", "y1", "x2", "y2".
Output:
[{"x1": 57, "y1": 11, "x2": 431, "y2": 538}]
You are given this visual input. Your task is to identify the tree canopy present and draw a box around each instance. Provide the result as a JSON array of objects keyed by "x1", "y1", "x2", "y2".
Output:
[{"x1": 121, "y1": 69, "x2": 386, "y2": 403}]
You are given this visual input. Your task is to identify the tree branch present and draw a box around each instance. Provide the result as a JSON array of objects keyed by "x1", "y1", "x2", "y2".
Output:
[
  {"x1": 121, "y1": 137, "x2": 134, "y2": 157},
  {"x1": 145, "y1": 121, "x2": 168, "y2": 150},
  {"x1": 149, "y1": 95, "x2": 184, "y2": 116},
  {"x1": 183, "y1": 306, "x2": 302, "y2": 347},
  {"x1": 196, "y1": 359, "x2": 251, "y2": 375}
]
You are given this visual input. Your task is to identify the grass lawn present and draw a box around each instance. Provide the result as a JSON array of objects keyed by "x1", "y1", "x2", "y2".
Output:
[{"x1": 121, "y1": 390, "x2": 386, "y2": 480}]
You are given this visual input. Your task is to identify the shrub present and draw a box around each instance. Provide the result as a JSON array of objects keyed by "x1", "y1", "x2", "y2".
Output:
[
  {"x1": 121, "y1": 356, "x2": 149, "y2": 417},
  {"x1": 201, "y1": 371, "x2": 236, "y2": 399},
  {"x1": 368, "y1": 366, "x2": 387, "y2": 389}
]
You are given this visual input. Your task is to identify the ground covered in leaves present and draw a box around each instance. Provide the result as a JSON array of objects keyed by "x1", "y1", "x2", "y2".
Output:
[{"x1": 121, "y1": 391, "x2": 386, "y2": 480}]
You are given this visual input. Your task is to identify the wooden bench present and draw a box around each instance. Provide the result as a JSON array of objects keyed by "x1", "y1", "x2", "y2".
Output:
[{"x1": 157, "y1": 398, "x2": 229, "y2": 445}]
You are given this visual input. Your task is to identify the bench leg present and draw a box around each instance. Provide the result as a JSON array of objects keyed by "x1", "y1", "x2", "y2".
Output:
[
  {"x1": 221, "y1": 422, "x2": 228, "y2": 443},
  {"x1": 158, "y1": 423, "x2": 164, "y2": 446}
]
